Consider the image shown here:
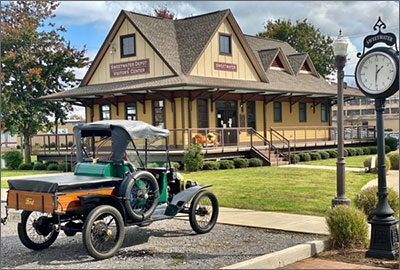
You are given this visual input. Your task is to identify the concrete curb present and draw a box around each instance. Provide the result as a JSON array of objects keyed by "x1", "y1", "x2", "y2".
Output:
[{"x1": 221, "y1": 239, "x2": 329, "y2": 269}]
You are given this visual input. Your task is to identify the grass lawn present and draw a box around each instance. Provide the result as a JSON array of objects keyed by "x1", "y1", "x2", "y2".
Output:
[
  {"x1": 303, "y1": 155, "x2": 370, "y2": 168},
  {"x1": 1, "y1": 170, "x2": 56, "y2": 178},
  {"x1": 182, "y1": 167, "x2": 376, "y2": 216}
]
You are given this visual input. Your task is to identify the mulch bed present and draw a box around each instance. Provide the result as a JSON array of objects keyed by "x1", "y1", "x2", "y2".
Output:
[{"x1": 316, "y1": 249, "x2": 399, "y2": 269}]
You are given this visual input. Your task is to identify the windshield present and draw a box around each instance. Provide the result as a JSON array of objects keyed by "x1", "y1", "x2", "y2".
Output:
[
  {"x1": 80, "y1": 134, "x2": 113, "y2": 161},
  {"x1": 126, "y1": 138, "x2": 169, "y2": 169}
]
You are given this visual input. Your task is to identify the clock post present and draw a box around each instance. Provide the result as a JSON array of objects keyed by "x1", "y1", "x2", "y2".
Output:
[{"x1": 355, "y1": 17, "x2": 399, "y2": 260}]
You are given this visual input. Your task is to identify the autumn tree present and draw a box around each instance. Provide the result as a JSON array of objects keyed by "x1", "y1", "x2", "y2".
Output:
[
  {"x1": 154, "y1": 7, "x2": 175, "y2": 19},
  {"x1": 258, "y1": 19, "x2": 335, "y2": 78},
  {"x1": 1, "y1": 1, "x2": 89, "y2": 163}
]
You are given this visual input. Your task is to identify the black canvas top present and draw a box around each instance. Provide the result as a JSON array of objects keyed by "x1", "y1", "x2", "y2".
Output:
[{"x1": 7, "y1": 175, "x2": 122, "y2": 194}]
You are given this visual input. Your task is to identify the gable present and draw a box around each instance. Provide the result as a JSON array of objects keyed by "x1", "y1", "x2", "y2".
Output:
[
  {"x1": 88, "y1": 18, "x2": 174, "y2": 85},
  {"x1": 301, "y1": 61, "x2": 311, "y2": 71},
  {"x1": 190, "y1": 18, "x2": 261, "y2": 82},
  {"x1": 268, "y1": 49, "x2": 294, "y2": 74},
  {"x1": 271, "y1": 57, "x2": 284, "y2": 68}
]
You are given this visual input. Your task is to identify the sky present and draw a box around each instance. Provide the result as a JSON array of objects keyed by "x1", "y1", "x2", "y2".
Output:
[{"x1": 49, "y1": 1, "x2": 400, "y2": 117}]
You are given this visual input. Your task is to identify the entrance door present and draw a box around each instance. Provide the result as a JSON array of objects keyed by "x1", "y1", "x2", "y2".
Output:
[{"x1": 216, "y1": 100, "x2": 238, "y2": 146}]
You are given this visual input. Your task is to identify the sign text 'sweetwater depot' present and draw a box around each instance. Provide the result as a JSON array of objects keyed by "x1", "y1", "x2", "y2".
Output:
[{"x1": 110, "y1": 59, "x2": 150, "y2": 78}]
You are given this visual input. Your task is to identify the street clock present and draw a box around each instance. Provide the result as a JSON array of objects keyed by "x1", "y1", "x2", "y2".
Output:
[{"x1": 355, "y1": 47, "x2": 399, "y2": 98}]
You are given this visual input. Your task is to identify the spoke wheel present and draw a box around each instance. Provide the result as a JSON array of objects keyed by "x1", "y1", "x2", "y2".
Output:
[
  {"x1": 189, "y1": 190, "x2": 219, "y2": 234},
  {"x1": 17, "y1": 211, "x2": 59, "y2": 250},
  {"x1": 83, "y1": 205, "x2": 125, "y2": 260}
]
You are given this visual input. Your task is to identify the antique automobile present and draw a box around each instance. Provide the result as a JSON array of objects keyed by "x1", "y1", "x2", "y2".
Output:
[{"x1": 1, "y1": 120, "x2": 219, "y2": 259}]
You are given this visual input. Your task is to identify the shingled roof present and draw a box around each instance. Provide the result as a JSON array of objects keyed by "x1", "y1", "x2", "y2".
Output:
[
  {"x1": 258, "y1": 49, "x2": 279, "y2": 71},
  {"x1": 287, "y1": 53, "x2": 308, "y2": 74}
]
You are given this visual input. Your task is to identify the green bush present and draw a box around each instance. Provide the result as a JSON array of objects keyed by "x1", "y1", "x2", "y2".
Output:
[
  {"x1": 361, "y1": 147, "x2": 371, "y2": 155},
  {"x1": 202, "y1": 161, "x2": 220, "y2": 170},
  {"x1": 310, "y1": 152, "x2": 321, "y2": 160},
  {"x1": 248, "y1": 158, "x2": 263, "y2": 167},
  {"x1": 369, "y1": 146, "x2": 377, "y2": 154},
  {"x1": 363, "y1": 155, "x2": 391, "y2": 173},
  {"x1": 299, "y1": 152, "x2": 311, "y2": 162},
  {"x1": 326, "y1": 206, "x2": 369, "y2": 249},
  {"x1": 58, "y1": 162, "x2": 72, "y2": 172},
  {"x1": 233, "y1": 158, "x2": 249, "y2": 168},
  {"x1": 347, "y1": 148, "x2": 356, "y2": 156},
  {"x1": 385, "y1": 137, "x2": 399, "y2": 151},
  {"x1": 2, "y1": 151, "x2": 23, "y2": 170},
  {"x1": 171, "y1": 162, "x2": 180, "y2": 170},
  {"x1": 46, "y1": 163, "x2": 59, "y2": 171},
  {"x1": 385, "y1": 145, "x2": 391, "y2": 154},
  {"x1": 290, "y1": 154, "x2": 300, "y2": 164},
  {"x1": 183, "y1": 144, "x2": 204, "y2": 172},
  {"x1": 356, "y1": 148, "x2": 364, "y2": 156},
  {"x1": 343, "y1": 149, "x2": 348, "y2": 157},
  {"x1": 327, "y1": 150, "x2": 338, "y2": 158},
  {"x1": 319, "y1": 151, "x2": 329, "y2": 160},
  {"x1": 355, "y1": 186, "x2": 399, "y2": 220},
  {"x1": 68, "y1": 141, "x2": 74, "y2": 147},
  {"x1": 18, "y1": 163, "x2": 33, "y2": 170},
  {"x1": 49, "y1": 142, "x2": 57, "y2": 149},
  {"x1": 386, "y1": 151, "x2": 399, "y2": 170},
  {"x1": 33, "y1": 162, "x2": 47, "y2": 170},
  {"x1": 219, "y1": 160, "x2": 234, "y2": 170}
]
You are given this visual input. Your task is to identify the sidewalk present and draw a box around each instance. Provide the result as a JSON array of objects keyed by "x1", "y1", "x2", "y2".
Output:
[{"x1": 362, "y1": 170, "x2": 399, "y2": 193}]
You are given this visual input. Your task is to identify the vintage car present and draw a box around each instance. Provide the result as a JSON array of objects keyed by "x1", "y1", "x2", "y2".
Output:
[{"x1": 1, "y1": 120, "x2": 219, "y2": 259}]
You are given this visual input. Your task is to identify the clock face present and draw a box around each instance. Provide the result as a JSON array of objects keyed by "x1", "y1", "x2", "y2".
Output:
[{"x1": 356, "y1": 51, "x2": 397, "y2": 95}]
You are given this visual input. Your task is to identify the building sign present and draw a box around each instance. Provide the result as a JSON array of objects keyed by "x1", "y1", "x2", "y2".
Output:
[
  {"x1": 214, "y1": 62, "x2": 237, "y2": 72},
  {"x1": 110, "y1": 59, "x2": 150, "y2": 78}
]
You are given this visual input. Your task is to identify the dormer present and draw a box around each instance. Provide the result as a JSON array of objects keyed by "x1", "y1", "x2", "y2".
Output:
[
  {"x1": 258, "y1": 47, "x2": 294, "y2": 75},
  {"x1": 287, "y1": 53, "x2": 319, "y2": 77}
]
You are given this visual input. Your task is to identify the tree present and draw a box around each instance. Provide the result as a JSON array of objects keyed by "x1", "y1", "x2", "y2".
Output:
[
  {"x1": 153, "y1": 7, "x2": 175, "y2": 19},
  {"x1": 1, "y1": 1, "x2": 89, "y2": 163},
  {"x1": 258, "y1": 19, "x2": 335, "y2": 78}
]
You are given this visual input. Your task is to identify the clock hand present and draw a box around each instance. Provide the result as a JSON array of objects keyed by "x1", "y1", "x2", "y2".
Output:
[
  {"x1": 377, "y1": 65, "x2": 384, "y2": 73},
  {"x1": 375, "y1": 65, "x2": 378, "y2": 87}
]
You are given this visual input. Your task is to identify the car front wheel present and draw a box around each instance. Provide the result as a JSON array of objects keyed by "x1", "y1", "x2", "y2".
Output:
[{"x1": 189, "y1": 190, "x2": 219, "y2": 234}]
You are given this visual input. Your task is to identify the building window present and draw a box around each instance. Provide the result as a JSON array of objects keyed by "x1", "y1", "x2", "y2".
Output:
[
  {"x1": 321, "y1": 104, "x2": 328, "y2": 122},
  {"x1": 153, "y1": 100, "x2": 165, "y2": 128},
  {"x1": 347, "y1": 98, "x2": 360, "y2": 106},
  {"x1": 125, "y1": 102, "x2": 137, "y2": 120},
  {"x1": 384, "y1": 108, "x2": 390, "y2": 114},
  {"x1": 332, "y1": 110, "x2": 337, "y2": 118},
  {"x1": 219, "y1": 34, "x2": 232, "y2": 55},
  {"x1": 197, "y1": 99, "x2": 209, "y2": 128},
  {"x1": 347, "y1": 109, "x2": 360, "y2": 116},
  {"x1": 273, "y1": 101, "x2": 282, "y2": 122},
  {"x1": 361, "y1": 98, "x2": 375, "y2": 105},
  {"x1": 391, "y1": 108, "x2": 399, "y2": 114},
  {"x1": 100, "y1": 104, "x2": 111, "y2": 120},
  {"x1": 247, "y1": 101, "x2": 256, "y2": 129},
  {"x1": 361, "y1": 109, "x2": 375, "y2": 115},
  {"x1": 120, "y1": 34, "x2": 136, "y2": 58},
  {"x1": 299, "y1": 102, "x2": 307, "y2": 122}
]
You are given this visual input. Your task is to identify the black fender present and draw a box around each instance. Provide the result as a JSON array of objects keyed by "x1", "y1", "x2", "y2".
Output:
[
  {"x1": 164, "y1": 185, "x2": 212, "y2": 217},
  {"x1": 79, "y1": 194, "x2": 127, "y2": 223}
]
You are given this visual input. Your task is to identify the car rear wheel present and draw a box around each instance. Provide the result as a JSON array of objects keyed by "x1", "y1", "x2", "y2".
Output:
[
  {"x1": 82, "y1": 205, "x2": 125, "y2": 260},
  {"x1": 189, "y1": 190, "x2": 219, "y2": 234},
  {"x1": 17, "y1": 211, "x2": 59, "y2": 250}
]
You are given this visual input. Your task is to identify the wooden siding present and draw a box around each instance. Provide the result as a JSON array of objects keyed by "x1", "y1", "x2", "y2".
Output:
[
  {"x1": 190, "y1": 19, "x2": 260, "y2": 81},
  {"x1": 88, "y1": 18, "x2": 173, "y2": 85}
]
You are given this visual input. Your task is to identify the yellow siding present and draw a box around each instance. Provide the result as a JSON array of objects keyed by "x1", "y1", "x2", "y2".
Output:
[
  {"x1": 88, "y1": 18, "x2": 173, "y2": 85},
  {"x1": 190, "y1": 20, "x2": 260, "y2": 81},
  {"x1": 137, "y1": 101, "x2": 152, "y2": 123}
]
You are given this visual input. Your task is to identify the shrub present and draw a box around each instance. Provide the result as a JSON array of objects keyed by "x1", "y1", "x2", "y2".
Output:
[
  {"x1": 319, "y1": 151, "x2": 329, "y2": 160},
  {"x1": 233, "y1": 158, "x2": 249, "y2": 168},
  {"x1": 355, "y1": 186, "x2": 399, "y2": 220},
  {"x1": 290, "y1": 154, "x2": 300, "y2": 164},
  {"x1": 361, "y1": 147, "x2": 371, "y2": 155},
  {"x1": 369, "y1": 146, "x2": 377, "y2": 154},
  {"x1": 385, "y1": 145, "x2": 391, "y2": 154},
  {"x1": 47, "y1": 163, "x2": 59, "y2": 171},
  {"x1": 49, "y1": 142, "x2": 57, "y2": 149},
  {"x1": 68, "y1": 141, "x2": 74, "y2": 147},
  {"x1": 363, "y1": 155, "x2": 391, "y2": 173},
  {"x1": 219, "y1": 160, "x2": 234, "y2": 170},
  {"x1": 2, "y1": 151, "x2": 23, "y2": 169},
  {"x1": 385, "y1": 137, "x2": 399, "y2": 151},
  {"x1": 343, "y1": 149, "x2": 348, "y2": 157},
  {"x1": 58, "y1": 162, "x2": 72, "y2": 172},
  {"x1": 356, "y1": 148, "x2": 364, "y2": 156},
  {"x1": 310, "y1": 152, "x2": 321, "y2": 160},
  {"x1": 299, "y1": 152, "x2": 311, "y2": 162},
  {"x1": 327, "y1": 150, "x2": 338, "y2": 158},
  {"x1": 347, "y1": 148, "x2": 356, "y2": 156},
  {"x1": 387, "y1": 151, "x2": 399, "y2": 170},
  {"x1": 183, "y1": 144, "x2": 204, "y2": 172},
  {"x1": 18, "y1": 163, "x2": 33, "y2": 170},
  {"x1": 171, "y1": 162, "x2": 180, "y2": 170},
  {"x1": 33, "y1": 162, "x2": 47, "y2": 170},
  {"x1": 248, "y1": 158, "x2": 263, "y2": 167},
  {"x1": 202, "y1": 161, "x2": 220, "y2": 170},
  {"x1": 326, "y1": 206, "x2": 369, "y2": 249}
]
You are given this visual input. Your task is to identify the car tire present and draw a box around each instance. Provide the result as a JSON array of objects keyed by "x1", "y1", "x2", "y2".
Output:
[
  {"x1": 119, "y1": 171, "x2": 159, "y2": 222},
  {"x1": 17, "y1": 211, "x2": 59, "y2": 250},
  {"x1": 82, "y1": 205, "x2": 125, "y2": 260},
  {"x1": 189, "y1": 190, "x2": 219, "y2": 234}
]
